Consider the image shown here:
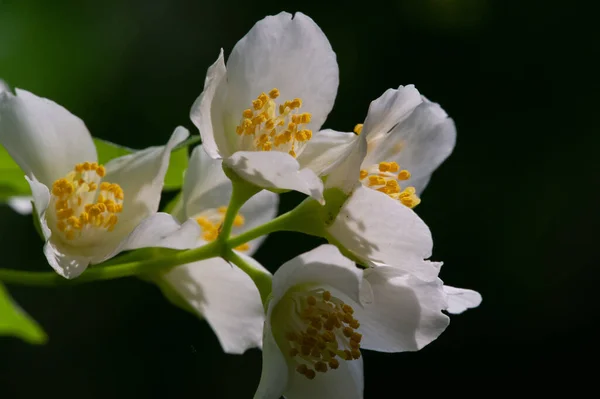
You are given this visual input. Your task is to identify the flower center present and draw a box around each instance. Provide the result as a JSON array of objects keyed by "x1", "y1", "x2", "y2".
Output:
[
  {"x1": 235, "y1": 88, "x2": 313, "y2": 158},
  {"x1": 359, "y1": 161, "x2": 421, "y2": 208},
  {"x1": 194, "y1": 206, "x2": 249, "y2": 251},
  {"x1": 283, "y1": 289, "x2": 362, "y2": 380},
  {"x1": 50, "y1": 162, "x2": 124, "y2": 242}
]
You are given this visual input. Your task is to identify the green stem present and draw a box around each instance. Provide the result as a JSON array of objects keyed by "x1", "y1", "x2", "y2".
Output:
[
  {"x1": 224, "y1": 249, "x2": 272, "y2": 306},
  {"x1": 226, "y1": 210, "x2": 297, "y2": 248},
  {"x1": 0, "y1": 240, "x2": 221, "y2": 287},
  {"x1": 218, "y1": 174, "x2": 259, "y2": 244}
]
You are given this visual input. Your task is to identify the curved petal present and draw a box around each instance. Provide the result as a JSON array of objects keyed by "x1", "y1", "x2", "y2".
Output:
[
  {"x1": 0, "y1": 89, "x2": 97, "y2": 187},
  {"x1": 254, "y1": 322, "x2": 289, "y2": 399},
  {"x1": 112, "y1": 213, "x2": 201, "y2": 255},
  {"x1": 27, "y1": 176, "x2": 92, "y2": 279},
  {"x1": 0, "y1": 80, "x2": 8, "y2": 92},
  {"x1": 296, "y1": 129, "x2": 359, "y2": 176},
  {"x1": 324, "y1": 133, "x2": 367, "y2": 194},
  {"x1": 25, "y1": 176, "x2": 50, "y2": 239},
  {"x1": 189, "y1": 50, "x2": 232, "y2": 158},
  {"x1": 271, "y1": 244, "x2": 361, "y2": 306},
  {"x1": 327, "y1": 185, "x2": 439, "y2": 281},
  {"x1": 160, "y1": 255, "x2": 268, "y2": 354},
  {"x1": 43, "y1": 240, "x2": 92, "y2": 279},
  {"x1": 285, "y1": 356, "x2": 363, "y2": 399},
  {"x1": 7, "y1": 196, "x2": 33, "y2": 215},
  {"x1": 361, "y1": 85, "x2": 422, "y2": 141},
  {"x1": 444, "y1": 285, "x2": 482, "y2": 314},
  {"x1": 104, "y1": 126, "x2": 189, "y2": 238},
  {"x1": 226, "y1": 12, "x2": 338, "y2": 134},
  {"x1": 238, "y1": 190, "x2": 279, "y2": 254},
  {"x1": 356, "y1": 266, "x2": 449, "y2": 352},
  {"x1": 364, "y1": 98, "x2": 456, "y2": 195},
  {"x1": 181, "y1": 145, "x2": 232, "y2": 219},
  {"x1": 225, "y1": 151, "x2": 324, "y2": 203}
]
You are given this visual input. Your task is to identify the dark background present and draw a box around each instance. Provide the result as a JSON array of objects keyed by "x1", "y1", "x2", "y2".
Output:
[{"x1": 0, "y1": 0, "x2": 598, "y2": 397}]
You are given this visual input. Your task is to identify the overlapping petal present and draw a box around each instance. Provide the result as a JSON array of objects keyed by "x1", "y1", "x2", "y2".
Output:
[
  {"x1": 0, "y1": 88, "x2": 97, "y2": 187},
  {"x1": 327, "y1": 185, "x2": 439, "y2": 281}
]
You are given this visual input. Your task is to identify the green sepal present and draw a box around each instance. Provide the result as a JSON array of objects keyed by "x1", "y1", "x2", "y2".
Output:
[{"x1": 0, "y1": 282, "x2": 48, "y2": 345}]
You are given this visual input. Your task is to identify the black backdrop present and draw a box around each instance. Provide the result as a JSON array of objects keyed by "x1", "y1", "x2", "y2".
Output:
[{"x1": 0, "y1": 0, "x2": 598, "y2": 397}]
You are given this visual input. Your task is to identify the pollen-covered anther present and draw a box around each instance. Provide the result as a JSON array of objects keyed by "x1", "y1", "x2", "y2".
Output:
[
  {"x1": 50, "y1": 162, "x2": 124, "y2": 241},
  {"x1": 354, "y1": 124, "x2": 363, "y2": 135},
  {"x1": 235, "y1": 88, "x2": 313, "y2": 157},
  {"x1": 359, "y1": 161, "x2": 421, "y2": 207},
  {"x1": 194, "y1": 207, "x2": 250, "y2": 251},
  {"x1": 287, "y1": 289, "x2": 362, "y2": 380}
]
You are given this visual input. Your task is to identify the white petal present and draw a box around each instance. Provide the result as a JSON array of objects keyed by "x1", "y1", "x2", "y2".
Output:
[
  {"x1": 113, "y1": 213, "x2": 201, "y2": 255},
  {"x1": 224, "y1": 151, "x2": 323, "y2": 203},
  {"x1": 254, "y1": 322, "x2": 289, "y2": 399},
  {"x1": 104, "y1": 126, "x2": 189, "y2": 238},
  {"x1": 226, "y1": 12, "x2": 338, "y2": 134},
  {"x1": 285, "y1": 356, "x2": 363, "y2": 399},
  {"x1": 7, "y1": 196, "x2": 33, "y2": 215},
  {"x1": 237, "y1": 190, "x2": 279, "y2": 254},
  {"x1": 25, "y1": 176, "x2": 50, "y2": 239},
  {"x1": 189, "y1": 50, "x2": 232, "y2": 158},
  {"x1": 27, "y1": 176, "x2": 91, "y2": 279},
  {"x1": 324, "y1": 133, "x2": 367, "y2": 194},
  {"x1": 180, "y1": 145, "x2": 232, "y2": 219},
  {"x1": 295, "y1": 129, "x2": 359, "y2": 176},
  {"x1": 0, "y1": 89, "x2": 97, "y2": 187},
  {"x1": 0, "y1": 80, "x2": 8, "y2": 92},
  {"x1": 361, "y1": 85, "x2": 422, "y2": 140},
  {"x1": 443, "y1": 285, "x2": 482, "y2": 314},
  {"x1": 356, "y1": 266, "x2": 449, "y2": 352},
  {"x1": 271, "y1": 244, "x2": 361, "y2": 306},
  {"x1": 43, "y1": 241, "x2": 92, "y2": 279},
  {"x1": 160, "y1": 255, "x2": 269, "y2": 354},
  {"x1": 364, "y1": 98, "x2": 456, "y2": 195},
  {"x1": 327, "y1": 185, "x2": 439, "y2": 281}
]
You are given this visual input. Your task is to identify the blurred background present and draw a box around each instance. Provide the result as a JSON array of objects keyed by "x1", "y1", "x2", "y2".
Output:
[{"x1": 0, "y1": 0, "x2": 597, "y2": 397}]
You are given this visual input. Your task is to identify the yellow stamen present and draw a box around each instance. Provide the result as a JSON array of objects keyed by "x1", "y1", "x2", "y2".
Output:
[
  {"x1": 50, "y1": 162, "x2": 124, "y2": 241},
  {"x1": 235, "y1": 88, "x2": 313, "y2": 157},
  {"x1": 283, "y1": 289, "x2": 362, "y2": 380}
]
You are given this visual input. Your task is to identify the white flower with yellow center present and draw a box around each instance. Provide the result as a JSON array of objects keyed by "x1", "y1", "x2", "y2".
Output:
[
  {"x1": 191, "y1": 12, "x2": 342, "y2": 203},
  {"x1": 255, "y1": 244, "x2": 449, "y2": 399},
  {"x1": 324, "y1": 84, "x2": 456, "y2": 205},
  {"x1": 356, "y1": 85, "x2": 456, "y2": 204},
  {"x1": 156, "y1": 145, "x2": 279, "y2": 354},
  {"x1": 309, "y1": 86, "x2": 457, "y2": 281},
  {"x1": 0, "y1": 88, "x2": 191, "y2": 279}
]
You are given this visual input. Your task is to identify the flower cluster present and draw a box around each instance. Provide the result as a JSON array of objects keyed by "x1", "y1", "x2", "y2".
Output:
[{"x1": 0, "y1": 11, "x2": 481, "y2": 399}]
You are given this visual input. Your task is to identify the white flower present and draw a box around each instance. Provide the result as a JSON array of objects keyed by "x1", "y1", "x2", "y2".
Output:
[
  {"x1": 443, "y1": 285, "x2": 482, "y2": 314},
  {"x1": 191, "y1": 12, "x2": 343, "y2": 203},
  {"x1": 308, "y1": 86, "x2": 456, "y2": 280},
  {"x1": 255, "y1": 244, "x2": 449, "y2": 399},
  {"x1": 156, "y1": 145, "x2": 279, "y2": 354},
  {"x1": 0, "y1": 88, "x2": 191, "y2": 279},
  {"x1": 324, "y1": 85, "x2": 456, "y2": 206}
]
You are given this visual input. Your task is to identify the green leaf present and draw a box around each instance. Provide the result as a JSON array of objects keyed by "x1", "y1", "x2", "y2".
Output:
[
  {"x1": 162, "y1": 191, "x2": 183, "y2": 215},
  {"x1": 92, "y1": 138, "x2": 188, "y2": 191},
  {"x1": 0, "y1": 145, "x2": 30, "y2": 201},
  {"x1": 163, "y1": 147, "x2": 188, "y2": 191},
  {"x1": 0, "y1": 282, "x2": 48, "y2": 344},
  {"x1": 93, "y1": 138, "x2": 133, "y2": 164}
]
